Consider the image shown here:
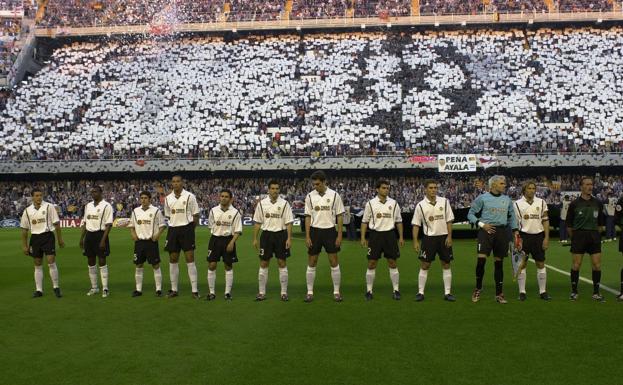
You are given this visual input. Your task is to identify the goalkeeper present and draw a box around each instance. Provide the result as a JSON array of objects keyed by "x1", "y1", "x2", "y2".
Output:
[
  {"x1": 512, "y1": 181, "x2": 551, "y2": 301},
  {"x1": 467, "y1": 175, "x2": 519, "y2": 304}
]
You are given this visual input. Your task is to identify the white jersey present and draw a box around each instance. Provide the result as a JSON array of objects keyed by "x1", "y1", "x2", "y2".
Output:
[
  {"x1": 129, "y1": 205, "x2": 165, "y2": 240},
  {"x1": 253, "y1": 197, "x2": 294, "y2": 232},
  {"x1": 20, "y1": 201, "x2": 59, "y2": 235},
  {"x1": 208, "y1": 205, "x2": 243, "y2": 237},
  {"x1": 514, "y1": 197, "x2": 548, "y2": 235},
  {"x1": 606, "y1": 197, "x2": 617, "y2": 216},
  {"x1": 362, "y1": 196, "x2": 402, "y2": 232},
  {"x1": 560, "y1": 200, "x2": 571, "y2": 220},
  {"x1": 164, "y1": 189, "x2": 199, "y2": 227},
  {"x1": 83, "y1": 200, "x2": 114, "y2": 232},
  {"x1": 412, "y1": 197, "x2": 454, "y2": 237},
  {"x1": 304, "y1": 188, "x2": 345, "y2": 229}
]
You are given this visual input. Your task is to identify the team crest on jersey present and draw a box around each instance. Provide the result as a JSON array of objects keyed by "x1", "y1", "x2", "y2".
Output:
[
  {"x1": 314, "y1": 206, "x2": 321, "y2": 211},
  {"x1": 228, "y1": 215, "x2": 231, "y2": 219},
  {"x1": 388, "y1": 206, "x2": 392, "y2": 210},
  {"x1": 376, "y1": 213, "x2": 382, "y2": 218},
  {"x1": 265, "y1": 213, "x2": 271, "y2": 218},
  {"x1": 137, "y1": 220, "x2": 143, "y2": 225},
  {"x1": 593, "y1": 211, "x2": 599, "y2": 218},
  {"x1": 97, "y1": 209, "x2": 100, "y2": 212},
  {"x1": 617, "y1": 205, "x2": 622, "y2": 212},
  {"x1": 216, "y1": 221, "x2": 221, "y2": 226},
  {"x1": 171, "y1": 209, "x2": 176, "y2": 214},
  {"x1": 524, "y1": 214, "x2": 530, "y2": 220},
  {"x1": 149, "y1": 213, "x2": 153, "y2": 217},
  {"x1": 428, "y1": 216, "x2": 434, "y2": 222},
  {"x1": 182, "y1": 201, "x2": 186, "y2": 204},
  {"x1": 42, "y1": 211, "x2": 46, "y2": 215},
  {"x1": 31, "y1": 219, "x2": 37, "y2": 225},
  {"x1": 438, "y1": 207, "x2": 443, "y2": 211}
]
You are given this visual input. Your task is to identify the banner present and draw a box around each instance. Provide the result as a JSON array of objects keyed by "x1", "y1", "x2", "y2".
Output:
[
  {"x1": 0, "y1": 219, "x2": 20, "y2": 228},
  {"x1": 438, "y1": 155, "x2": 477, "y2": 173},
  {"x1": 478, "y1": 155, "x2": 498, "y2": 169},
  {"x1": 408, "y1": 155, "x2": 437, "y2": 164},
  {"x1": 60, "y1": 218, "x2": 83, "y2": 228}
]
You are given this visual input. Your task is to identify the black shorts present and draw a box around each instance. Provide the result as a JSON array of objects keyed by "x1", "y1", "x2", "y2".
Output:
[
  {"x1": 83, "y1": 230, "x2": 110, "y2": 258},
  {"x1": 570, "y1": 230, "x2": 601, "y2": 255},
  {"x1": 308, "y1": 227, "x2": 340, "y2": 255},
  {"x1": 367, "y1": 230, "x2": 400, "y2": 260},
  {"x1": 207, "y1": 235, "x2": 238, "y2": 265},
  {"x1": 420, "y1": 235, "x2": 453, "y2": 263},
  {"x1": 519, "y1": 232, "x2": 545, "y2": 262},
  {"x1": 477, "y1": 227, "x2": 510, "y2": 258},
  {"x1": 29, "y1": 232, "x2": 55, "y2": 258},
  {"x1": 165, "y1": 224, "x2": 195, "y2": 253},
  {"x1": 134, "y1": 240, "x2": 161, "y2": 265},
  {"x1": 259, "y1": 230, "x2": 290, "y2": 261}
]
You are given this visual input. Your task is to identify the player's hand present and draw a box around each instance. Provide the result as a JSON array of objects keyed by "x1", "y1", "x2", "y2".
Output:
[
  {"x1": 151, "y1": 235, "x2": 159, "y2": 242},
  {"x1": 285, "y1": 238, "x2": 291, "y2": 249},
  {"x1": 445, "y1": 237, "x2": 452, "y2": 248},
  {"x1": 99, "y1": 241, "x2": 106, "y2": 251},
  {"x1": 413, "y1": 241, "x2": 420, "y2": 253},
  {"x1": 22, "y1": 245, "x2": 29, "y2": 256},
  {"x1": 79, "y1": 239, "x2": 84, "y2": 249},
  {"x1": 226, "y1": 241, "x2": 235, "y2": 253},
  {"x1": 335, "y1": 234, "x2": 342, "y2": 248},
  {"x1": 306, "y1": 237, "x2": 312, "y2": 248},
  {"x1": 58, "y1": 238, "x2": 65, "y2": 248},
  {"x1": 360, "y1": 238, "x2": 368, "y2": 248},
  {"x1": 542, "y1": 237, "x2": 549, "y2": 251},
  {"x1": 132, "y1": 234, "x2": 138, "y2": 242},
  {"x1": 252, "y1": 239, "x2": 259, "y2": 250},
  {"x1": 398, "y1": 238, "x2": 405, "y2": 247},
  {"x1": 483, "y1": 224, "x2": 496, "y2": 234}
]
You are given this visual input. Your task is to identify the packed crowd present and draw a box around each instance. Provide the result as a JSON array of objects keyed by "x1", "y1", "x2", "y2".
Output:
[
  {"x1": 0, "y1": 0, "x2": 22, "y2": 10},
  {"x1": 354, "y1": 0, "x2": 412, "y2": 17},
  {"x1": 2, "y1": 174, "x2": 622, "y2": 220},
  {"x1": 0, "y1": 17, "x2": 21, "y2": 76},
  {"x1": 556, "y1": 0, "x2": 612, "y2": 12},
  {"x1": 3, "y1": 27, "x2": 623, "y2": 160}
]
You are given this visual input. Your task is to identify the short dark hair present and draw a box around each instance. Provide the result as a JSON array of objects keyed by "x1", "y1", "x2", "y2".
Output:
[
  {"x1": 580, "y1": 176, "x2": 593, "y2": 186},
  {"x1": 268, "y1": 179, "x2": 280, "y2": 189},
  {"x1": 31, "y1": 188, "x2": 43, "y2": 196},
  {"x1": 424, "y1": 179, "x2": 437, "y2": 188},
  {"x1": 522, "y1": 180, "x2": 536, "y2": 194},
  {"x1": 172, "y1": 174, "x2": 183, "y2": 181},
  {"x1": 310, "y1": 171, "x2": 327, "y2": 182},
  {"x1": 140, "y1": 191, "x2": 152, "y2": 199},
  {"x1": 221, "y1": 189, "x2": 233, "y2": 198},
  {"x1": 376, "y1": 180, "x2": 390, "y2": 189},
  {"x1": 91, "y1": 185, "x2": 103, "y2": 193}
]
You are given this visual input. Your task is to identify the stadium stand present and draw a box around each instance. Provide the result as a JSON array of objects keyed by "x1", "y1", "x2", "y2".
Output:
[
  {"x1": 2, "y1": 27, "x2": 623, "y2": 160},
  {"x1": 354, "y1": 0, "x2": 412, "y2": 17},
  {"x1": 2, "y1": 174, "x2": 622, "y2": 220}
]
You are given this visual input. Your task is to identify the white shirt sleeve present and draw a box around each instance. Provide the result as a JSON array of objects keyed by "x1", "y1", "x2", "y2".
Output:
[
  {"x1": 163, "y1": 197, "x2": 171, "y2": 218},
  {"x1": 411, "y1": 203, "x2": 422, "y2": 226},
  {"x1": 128, "y1": 209, "x2": 136, "y2": 228},
  {"x1": 334, "y1": 193, "x2": 345, "y2": 216},
  {"x1": 304, "y1": 194, "x2": 312, "y2": 216},
  {"x1": 445, "y1": 199, "x2": 455, "y2": 223},
  {"x1": 156, "y1": 209, "x2": 166, "y2": 228},
  {"x1": 49, "y1": 204, "x2": 60, "y2": 225},
  {"x1": 253, "y1": 202, "x2": 263, "y2": 224},
  {"x1": 82, "y1": 204, "x2": 88, "y2": 223},
  {"x1": 104, "y1": 204, "x2": 113, "y2": 225},
  {"x1": 188, "y1": 194, "x2": 200, "y2": 216},
  {"x1": 20, "y1": 209, "x2": 29, "y2": 230},
  {"x1": 362, "y1": 202, "x2": 372, "y2": 224},
  {"x1": 283, "y1": 202, "x2": 294, "y2": 225},
  {"x1": 542, "y1": 201, "x2": 549, "y2": 221},
  {"x1": 233, "y1": 211, "x2": 243, "y2": 234},
  {"x1": 207, "y1": 208, "x2": 215, "y2": 229},
  {"x1": 394, "y1": 202, "x2": 403, "y2": 223}
]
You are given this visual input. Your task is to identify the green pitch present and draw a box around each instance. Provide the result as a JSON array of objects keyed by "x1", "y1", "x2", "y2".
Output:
[{"x1": 1, "y1": 228, "x2": 622, "y2": 385}]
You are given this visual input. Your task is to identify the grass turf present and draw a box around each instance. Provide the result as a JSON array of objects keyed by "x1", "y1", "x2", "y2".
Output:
[{"x1": 1, "y1": 227, "x2": 622, "y2": 385}]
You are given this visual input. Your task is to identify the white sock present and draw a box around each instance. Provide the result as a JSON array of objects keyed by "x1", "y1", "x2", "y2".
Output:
[
  {"x1": 443, "y1": 268, "x2": 452, "y2": 295},
  {"x1": 518, "y1": 268, "x2": 527, "y2": 294},
  {"x1": 48, "y1": 263, "x2": 59, "y2": 289},
  {"x1": 366, "y1": 268, "x2": 376, "y2": 292},
  {"x1": 331, "y1": 265, "x2": 341, "y2": 294},
  {"x1": 34, "y1": 265, "x2": 43, "y2": 292},
  {"x1": 537, "y1": 267, "x2": 547, "y2": 294},
  {"x1": 187, "y1": 262, "x2": 198, "y2": 293},
  {"x1": 258, "y1": 267, "x2": 268, "y2": 295},
  {"x1": 418, "y1": 269, "x2": 428, "y2": 295},
  {"x1": 169, "y1": 262, "x2": 179, "y2": 292},
  {"x1": 99, "y1": 265, "x2": 109, "y2": 290},
  {"x1": 389, "y1": 267, "x2": 400, "y2": 292},
  {"x1": 279, "y1": 267, "x2": 288, "y2": 295},
  {"x1": 225, "y1": 270, "x2": 234, "y2": 295},
  {"x1": 154, "y1": 267, "x2": 162, "y2": 291},
  {"x1": 135, "y1": 267, "x2": 144, "y2": 292},
  {"x1": 306, "y1": 266, "x2": 316, "y2": 294},
  {"x1": 88, "y1": 265, "x2": 98, "y2": 289},
  {"x1": 207, "y1": 269, "x2": 216, "y2": 294}
]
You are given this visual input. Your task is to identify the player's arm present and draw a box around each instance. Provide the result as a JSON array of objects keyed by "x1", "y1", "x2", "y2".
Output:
[
  {"x1": 285, "y1": 222, "x2": 292, "y2": 250},
  {"x1": 445, "y1": 221, "x2": 453, "y2": 248},
  {"x1": 252, "y1": 223, "x2": 261, "y2": 251},
  {"x1": 130, "y1": 227, "x2": 138, "y2": 242},
  {"x1": 445, "y1": 201, "x2": 454, "y2": 248},
  {"x1": 597, "y1": 200, "x2": 606, "y2": 234},
  {"x1": 305, "y1": 216, "x2": 312, "y2": 248},
  {"x1": 542, "y1": 202, "x2": 550, "y2": 250},
  {"x1": 153, "y1": 210, "x2": 165, "y2": 241},
  {"x1": 191, "y1": 195, "x2": 200, "y2": 228},
  {"x1": 412, "y1": 225, "x2": 421, "y2": 252},
  {"x1": 284, "y1": 203, "x2": 294, "y2": 249},
  {"x1": 335, "y1": 213, "x2": 343, "y2": 247},
  {"x1": 54, "y1": 223, "x2": 65, "y2": 248},
  {"x1": 21, "y1": 227, "x2": 29, "y2": 255},
  {"x1": 129, "y1": 210, "x2": 138, "y2": 241},
  {"x1": 252, "y1": 205, "x2": 262, "y2": 251},
  {"x1": 79, "y1": 206, "x2": 87, "y2": 249},
  {"x1": 100, "y1": 224, "x2": 112, "y2": 250},
  {"x1": 360, "y1": 203, "x2": 371, "y2": 247},
  {"x1": 467, "y1": 196, "x2": 483, "y2": 225},
  {"x1": 227, "y1": 213, "x2": 243, "y2": 253},
  {"x1": 396, "y1": 222, "x2": 405, "y2": 247},
  {"x1": 566, "y1": 201, "x2": 575, "y2": 239},
  {"x1": 508, "y1": 198, "x2": 519, "y2": 238}
]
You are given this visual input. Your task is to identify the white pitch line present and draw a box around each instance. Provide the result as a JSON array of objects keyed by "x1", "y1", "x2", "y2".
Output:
[{"x1": 528, "y1": 259, "x2": 619, "y2": 295}]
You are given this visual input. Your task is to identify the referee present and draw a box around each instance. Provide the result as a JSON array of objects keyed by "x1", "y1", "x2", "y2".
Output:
[
  {"x1": 360, "y1": 180, "x2": 404, "y2": 301},
  {"x1": 567, "y1": 176, "x2": 606, "y2": 302},
  {"x1": 467, "y1": 175, "x2": 519, "y2": 304},
  {"x1": 252, "y1": 180, "x2": 294, "y2": 302},
  {"x1": 20, "y1": 188, "x2": 65, "y2": 298}
]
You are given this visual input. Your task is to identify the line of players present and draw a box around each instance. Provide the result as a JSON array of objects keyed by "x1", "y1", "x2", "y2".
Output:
[{"x1": 20, "y1": 172, "x2": 623, "y2": 303}]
